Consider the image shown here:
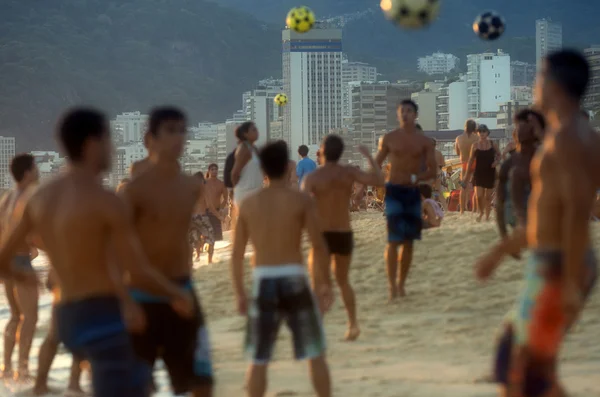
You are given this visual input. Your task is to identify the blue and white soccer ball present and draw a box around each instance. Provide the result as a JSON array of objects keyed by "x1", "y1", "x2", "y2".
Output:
[{"x1": 473, "y1": 11, "x2": 506, "y2": 41}]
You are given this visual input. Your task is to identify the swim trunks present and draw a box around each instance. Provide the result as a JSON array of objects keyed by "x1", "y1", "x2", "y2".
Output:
[
  {"x1": 384, "y1": 184, "x2": 422, "y2": 242},
  {"x1": 189, "y1": 214, "x2": 215, "y2": 247},
  {"x1": 323, "y1": 231, "x2": 354, "y2": 256},
  {"x1": 56, "y1": 296, "x2": 150, "y2": 397},
  {"x1": 129, "y1": 279, "x2": 213, "y2": 393},
  {"x1": 246, "y1": 265, "x2": 326, "y2": 365},
  {"x1": 494, "y1": 250, "x2": 598, "y2": 396},
  {"x1": 206, "y1": 210, "x2": 223, "y2": 241}
]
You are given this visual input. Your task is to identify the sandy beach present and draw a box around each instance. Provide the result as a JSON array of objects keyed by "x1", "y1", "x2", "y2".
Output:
[{"x1": 2, "y1": 212, "x2": 599, "y2": 396}]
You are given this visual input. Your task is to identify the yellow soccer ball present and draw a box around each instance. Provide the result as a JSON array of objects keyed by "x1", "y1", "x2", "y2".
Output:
[
  {"x1": 274, "y1": 93, "x2": 288, "y2": 106},
  {"x1": 380, "y1": 0, "x2": 441, "y2": 30},
  {"x1": 286, "y1": 6, "x2": 316, "y2": 34}
]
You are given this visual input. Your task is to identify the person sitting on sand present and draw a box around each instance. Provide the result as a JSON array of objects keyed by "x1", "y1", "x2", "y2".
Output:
[
  {"x1": 375, "y1": 99, "x2": 436, "y2": 300},
  {"x1": 231, "y1": 140, "x2": 333, "y2": 397},
  {"x1": 302, "y1": 135, "x2": 384, "y2": 341},
  {"x1": 419, "y1": 184, "x2": 443, "y2": 229}
]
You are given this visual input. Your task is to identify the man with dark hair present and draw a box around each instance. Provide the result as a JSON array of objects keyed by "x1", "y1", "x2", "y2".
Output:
[
  {"x1": 375, "y1": 100, "x2": 436, "y2": 300},
  {"x1": 296, "y1": 144, "x2": 316, "y2": 186},
  {"x1": 455, "y1": 119, "x2": 479, "y2": 214},
  {"x1": 0, "y1": 153, "x2": 39, "y2": 381},
  {"x1": 205, "y1": 163, "x2": 227, "y2": 263},
  {"x1": 400, "y1": 99, "x2": 418, "y2": 113},
  {"x1": 231, "y1": 140, "x2": 333, "y2": 397},
  {"x1": 476, "y1": 49, "x2": 600, "y2": 397},
  {"x1": 302, "y1": 135, "x2": 384, "y2": 341},
  {"x1": 0, "y1": 107, "x2": 192, "y2": 397},
  {"x1": 120, "y1": 106, "x2": 214, "y2": 396}
]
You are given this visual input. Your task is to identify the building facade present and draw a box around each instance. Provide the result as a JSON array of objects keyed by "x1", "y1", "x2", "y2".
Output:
[
  {"x1": 467, "y1": 50, "x2": 511, "y2": 122},
  {"x1": 496, "y1": 101, "x2": 532, "y2": 131},
  {"x1": 0, "y1": 137, "x2": 16, "y2": 189},
  {"x1": 411, "y1": 81, "x2": 443, "y2": 131},
  {"x1": 341, "y1": 59, "x2": 377, "y2": 125},
  {"x1": 244, "y1": 79, "x2": 284, "y2": 146},
  {"x1": 417, "y1": 52, "x2": 460, "y2": 75},
  {"x1": 584, "y1": 46, "x2": 600, "y2": 115},
  {"x1": 282, "y1": 24, "x2": 343, "y2": 154},
  {"x1": 536, "y1": 18, "x2": 563, "y2": 70},
  {"x1": 510, "y1": 61, "x2": 536, "y2": 87},
  {"x1": 110, "y1": 111, "x2": 148, "y2": 144},
  {"x1": 110, "y1": 142, "x2": 148, "y2": 186},
  {"x1": 437, "y1": 76, "x2": 468, "y2": 131}
]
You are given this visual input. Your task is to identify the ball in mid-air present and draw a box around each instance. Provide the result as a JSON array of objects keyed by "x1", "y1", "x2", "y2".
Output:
[
  {"x1": 274, "y1": 93, "x2": 288, "y2": 106},
  {"x1": 380, "y1": 0, "x2": 441, "y2": 29},
  {"x1": 286, "y1": 6, "x2": 316, "y2": 33},
  {"x1": 473, "y1": 11, "x2": 506, "y2": 41}
]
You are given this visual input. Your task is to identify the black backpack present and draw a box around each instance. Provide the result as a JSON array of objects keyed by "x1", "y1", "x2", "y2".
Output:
[{"x1": 223, "y1": 150, "x2": 236, "y2": 188}]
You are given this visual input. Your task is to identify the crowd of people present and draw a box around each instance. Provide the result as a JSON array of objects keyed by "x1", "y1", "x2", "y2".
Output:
[{"x1": 0, "y1": 48, "x2": 597, "y2": 397}]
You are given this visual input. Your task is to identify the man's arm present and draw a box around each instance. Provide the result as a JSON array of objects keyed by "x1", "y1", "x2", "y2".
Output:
[
  {"x1": 231, "y1": 146, "x2": 251, "y2": 187},
  {"x1": 230, "y1": 202, "x2": 249, "y2": 298},
  {"x1": 463, "y1": 145, "x2": 477, "y2": 183},
  {"x1": 417, "y1": 139, "x2": 437, "y2": 182},
  {"x1": 510, "y1": 166, "x2": 530, "y2": 229},
  {"x1": 108, "y1": 193, "x2": 184, "y2": 299},
  {"x1": 374, "y1": 135, "x2": 389, "y2": 168},
  {"x1": 496, "y1": 160, "x2": 511, "y2": 238},
  {"x1": 454, "y1": 138, "x2": 460, "y2": 157},
  {"x1": 303, "y1": 197, "x2": 331, "y2": 289},
  {"x1": 352, "y1": 146, "x2": 385, "y2": 187}
]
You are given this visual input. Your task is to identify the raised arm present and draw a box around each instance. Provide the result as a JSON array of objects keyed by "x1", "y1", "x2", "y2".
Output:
[
  {"x1": 352, "y1": 145, "x2": 385, "y2": 187},
  {"x1": 374, "y1": 135, "x2": 389, "y2": 168},
  {"x1": 231, "y1": 145, "x2": 251, "y2": 187}
]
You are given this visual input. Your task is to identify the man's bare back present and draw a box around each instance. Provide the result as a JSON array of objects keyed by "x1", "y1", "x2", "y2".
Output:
[
  {"x1": 456, "y1": 132, "x2": 478, "y2": 164},
  {"x1": 121, "y1": 165, "x2": 202, "y2": 286},
  {"x1": 1, "y1": 189, "x2": 36, "y2": 255}
]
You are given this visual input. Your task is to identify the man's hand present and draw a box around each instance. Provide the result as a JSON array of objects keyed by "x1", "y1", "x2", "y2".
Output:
[
  {"x1": 123, "y1": 299, "x2": 147, "y2": 334},
  {"x1": 358, "y1": 145, "x2": 371, "y2": 158},
  {"x1": 171, "y1": 290, "x2": 195, "y2": 319},
  {"x1": 236, "y1": 292, "x2": 248, "y2": 316},
  {"x1": 316, "y1": 284, "x2": 334, "y2": 314}
]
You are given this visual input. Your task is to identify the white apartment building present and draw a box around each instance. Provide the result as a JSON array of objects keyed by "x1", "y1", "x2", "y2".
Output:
[
  {"x1": 411, "y1": 81, "x2": 443, "y2": 131},
  {"x1": 466, "y1": 50, "x2": 511, "y2": 121},
  {"x1": 244, "y1": 80, "x2": 284, "y2": 145},
  {"x1": 110, "y1": 142, "x2": 147, "y2": 186},
  {"x1": 282, "y1": 24, "x2": 343, "y2": 154},
  {"x1": 418, "y1": 52, "x2": 460, "y2": 76},
  {"x1": 437, "y1": 76, "x2": 468, "y2": 131},
  {"x1": 110, "y1": 112, "x2": 148, "y2": 144},
  {"x1": 536, "y1": 19, "x2": 562, "y2": 70},
  {"x1": 192, "y1": 122, "x2": 219, "y2": 139},
  {"x1": 0, "y1": 137, "x2": 16, "y2": 189},
  {"x1": 216, "y1": 121, "x2": 239, "y2": 169},
  {"x1": 511, "y1": 86, "x2": 533, "y2": 103}
]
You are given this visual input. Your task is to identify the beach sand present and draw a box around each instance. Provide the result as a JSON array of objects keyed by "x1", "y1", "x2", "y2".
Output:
[{"x1": 2, "y1": 212, "x2": 599, "y2": 396}]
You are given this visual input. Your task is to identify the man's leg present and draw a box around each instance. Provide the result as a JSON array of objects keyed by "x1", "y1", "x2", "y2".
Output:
[
  {"x1": 208, "y1": 243, "x2": 215, "y2": 264},
  {"x1": 33, "y1": 304, "x2": 60, "y2": 395},
  {"x1": 332, "y1": 255, "x2": 359, "y2": 340},
  {"x1": 14, "y1": 281, "x2": 39, "y2": 380},
  {"x1": 2, "y1": 282, "x2": 20, "y2": 377},
  {"x1": 397, "y1": 242, "x2": 414, "y2": 297},
  {"x1": 485, "y1": 188, "x2": 494, "y2": 221},
  {"x1": 459, "y1": 186, "x2": 466, "y2": 214},
  {"x1": 245, "y1": 364, "x2": 267, "y2": 397},
  {"x1": 475, "y1": 187, "x2": 485, "y2": 221},
  {"x1": 309, "y1": 355, "x2": 331, "y2": 397},
  {"x1": 67, "y1": 358, "x2": 84, "y2": 394},
  {"x1": 385, "y1": 243, "x2": 399, "y2": 300}
]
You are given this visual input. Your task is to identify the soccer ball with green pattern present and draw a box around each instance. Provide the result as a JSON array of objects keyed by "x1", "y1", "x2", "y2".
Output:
[
  {"x1": 286, "y1": 6, "x2": 316, "y2": 34},
  {"x1": 274, "y1": 93, "x2": 288, "y2": 106},
  {"x1": 380, "y1": 0, "x2": 441, "y2": 29}
]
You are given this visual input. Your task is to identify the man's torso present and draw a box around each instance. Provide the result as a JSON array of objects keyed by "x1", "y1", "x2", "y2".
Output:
[
  {"x1": 385, "y1": 129, "x2": 429, "y2": 184},
  {"x1": 205, "y1": 178, "x2": 225, "y2": 209}
]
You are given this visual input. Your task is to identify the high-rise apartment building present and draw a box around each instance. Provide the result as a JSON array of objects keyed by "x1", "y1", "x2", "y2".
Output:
[
  {"x1": 536, "y1": 19, "x2": 563, "y2": 70},
  {"x1": 510, "y1": 61, "x2": 536, "y2": 87},
  {"x1": 411, "y1": 81, "x2": 444, "y2": 131},
  {"x1": 110, "y1": 142, "x2": 147, "y2": 186},
  {"x1": 496, "y1": 101, "x2": 532, "y2": 131},
  {"x1": 437, "y1": 76, "x2": 468, "y2": 131},
  {"x1": 417, "y1": 52, "x2": 460, "y2": 76},
  {"x1": 282, "y1": 24, "x2": 343, "y2": 155},
  {"x1": 466, "y1": 50, "x2": 511, "y2": 126},
  {"x1": 0, "y1": 137, "x2": 16, "y2": 189},
  {"x1": 110, "y1": 112, "x2": 148, "y2": 144},
  {"x1": 584, "y1": 46, "x2": 600, "y2": 114},
  {"x1": 244, "y1": 79, "x2": 284, "y2": 145},
  {"x1": 342, "y1": 59, "x2": 377, "y2": 124}
]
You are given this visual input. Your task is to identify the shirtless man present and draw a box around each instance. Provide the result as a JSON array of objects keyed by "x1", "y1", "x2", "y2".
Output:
[
  {"x1": 231, "y1": 140, "x2": 333, "y2": 397},
  {"x1": 205, "y1": 163, "x2": 227, "y2": 263},
  {"x1": 375, "y1": 99, "x2": 436, "y2": 300},
  {"x1": 0, "y1": 107, "x2": 192, "y2": 397},
  {"x1": 120, "y1": 107, "x2": 214, "y2": 397},
  {"x1": 302, "y1": 136, "x2": 384, "y2": 341},
  {"x1": 431, "y1": 138, "x2": 448, "y2": 211},
  {"x1": 455, "y1": 119, "x2": 479, "y2": 214},
  {"x1": 476, "y1": 50, "x2": 599, "y2": 397},
  {"x1": 0, "y1": 153, "x2": 39, "y2": 381},
  {"x1": 116, "y1": 177, "x2": 130, "y2": 193},
  {"x1": 496, "y1": 109, "x2": 545, "y2": 242},
  {"x1": 190, "y1": 172, "x2": 216, "y2": 262}
]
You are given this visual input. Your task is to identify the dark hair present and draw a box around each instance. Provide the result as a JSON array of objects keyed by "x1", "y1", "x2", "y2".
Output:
[
  {"x1": 298, "y1": 145, "x2": 309, "y2": 157},
  {"x1": 465, "y1": 119, "x2": 477, "y2": 133},
  {"x1": 323, "y1": 135, "x2": 344, "y2": 162},
  {"x1": 10, "y1": 154, "x2": 35, "y2": 183},
  {"x1": 545, "y1": 50, "x2": 590, "y2": 101},
  {"x1": 399, "y1": 99, "x2": 418, "y2": 113},
  {"x1": 208, "y1": 163, "x2": 218, "y2": 170},
  {"x1": 418, "y1": 184, "x2": 433, "y2": 199},
  {"x1": 57, "y1": 108, "x2": 108, "y2": 161},
  {"x1": 235, "y1": 121, "x2": 255, "y2": 141},
  {"x1": 416, "y1": 123, "x2": 423, "y2": 131},
  {"x1": 193, "y1": 171, "x2": 205, "y2": 180},
  {"x1": 477, "y1": 124, "x2": 490, "y2": 134},
  {"x1": 148, "y1": 106, "x2": 186, "y2": 136},
  {"x1": 514, "y1": 109, "x2": 547, "y2": 131},
  {"x1": 259, "y1": 140, "x2": 289, "y2": 179}
]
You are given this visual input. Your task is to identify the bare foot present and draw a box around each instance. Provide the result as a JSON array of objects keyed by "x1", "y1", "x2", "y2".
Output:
[
  {"x1": 15, "y1": 371, "x2": 34, "y2": 384},
  {"x1": 65, "y1": 388, "x2": 88, "y2": 397},
  {"x1": 398, "y1": 286, "x2": 407, "y2": 297},
  {"x1": 0, "y1": 369, "x2": 14, "y2": 380},
  {"x1": 344, "y1": 326, "x2": 361, "y2": 341},
  {"x1": 388, "y1": 286, "x2": 398, "y2": 302},
  {"x1": 31, "y1": 385, "x2": 62, "y2": 396},
  {"x1": 476, "y1": 214, "x2": 483, "y2": 222}
]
